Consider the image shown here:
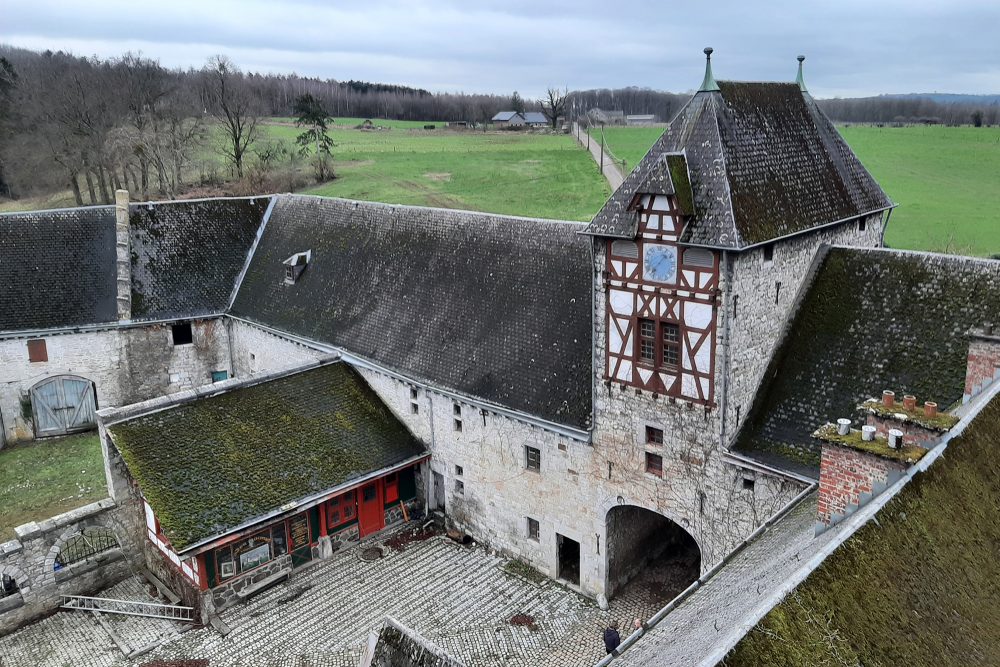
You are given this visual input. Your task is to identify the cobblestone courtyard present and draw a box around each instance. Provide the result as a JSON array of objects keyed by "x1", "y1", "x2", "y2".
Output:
[{"x1": 1, "y1": 524, "x2": 685, "y2": 667}]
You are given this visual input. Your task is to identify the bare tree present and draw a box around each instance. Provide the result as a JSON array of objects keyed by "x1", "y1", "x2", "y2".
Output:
[
  {"x1": 542, "y1": 87, "x2": 568, "y2": 129},
  {"x1": 201, "y1": 55, "x2": 261, "y2": 179}
]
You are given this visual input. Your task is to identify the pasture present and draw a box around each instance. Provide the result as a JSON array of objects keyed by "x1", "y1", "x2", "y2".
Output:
[
  {"x1": 592, "y1": 124, "x2": 1000, "y2": 257},
  {"x1": 263, "y1": 123, "x2": 611, "y2": 221}
]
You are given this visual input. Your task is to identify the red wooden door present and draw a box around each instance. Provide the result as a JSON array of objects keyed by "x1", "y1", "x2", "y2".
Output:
[{"x1": 357, "y1": 481, "x2": 384, "y2": 538}]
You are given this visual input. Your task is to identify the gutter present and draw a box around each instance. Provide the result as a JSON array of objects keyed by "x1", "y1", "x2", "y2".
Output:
[
  {"x1": 594, "y1": 480, "x2": 818, "y2": 666},
  {"x1": 721, "y1": 450, "x2": 818, "y2": 486},
  {"x1": 225, "y1": 315, "x2": 592, "y2": 443}
]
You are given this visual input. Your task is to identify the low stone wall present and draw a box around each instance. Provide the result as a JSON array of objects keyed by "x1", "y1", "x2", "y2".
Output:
[
  {"x1": 212, "y1": 554, "x2": 293, "y2": 611},
  {"x1": 0, "y1": 498, "x2": 139, "y2": 636}
]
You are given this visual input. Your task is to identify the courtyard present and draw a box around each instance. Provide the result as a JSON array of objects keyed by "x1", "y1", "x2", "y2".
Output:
[{"x1": 0, "y1": 521, "x2": 689, "y2": 667}]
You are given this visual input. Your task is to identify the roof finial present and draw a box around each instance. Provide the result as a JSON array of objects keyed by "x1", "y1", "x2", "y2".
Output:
[
  {"x1": 699, "y1": 47, "x2": 720, "y2": 93},
  {"x1": 796, "y1": 55, "x2": 808, "y2": 93}
]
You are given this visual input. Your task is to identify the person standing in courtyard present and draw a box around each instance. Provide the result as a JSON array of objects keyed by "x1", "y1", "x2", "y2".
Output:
[{"x1": 604, "y1": 620, "x2": 621, "y2": 654}]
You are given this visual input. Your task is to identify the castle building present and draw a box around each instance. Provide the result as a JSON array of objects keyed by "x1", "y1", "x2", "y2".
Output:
[{"x1": 1, "y1": 51, "x2": 997, "y2": 634}]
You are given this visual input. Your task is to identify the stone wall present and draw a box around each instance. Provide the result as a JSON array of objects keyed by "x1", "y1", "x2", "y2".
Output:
[
  {"x1": 723, "y1": 214, "x2": 884, "y2": 442},
  {"x1": 0, "y1": 318, "x2": 232, "y2": 445},
  {"x1": 0, "y1": 499, "x2": 139, "y2": 636},
  {"x1": 817, "y1": 442, "x2": 906, "y2": 526}
]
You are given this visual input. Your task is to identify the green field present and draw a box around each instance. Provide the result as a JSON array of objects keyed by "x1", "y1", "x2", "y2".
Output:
[
  {"x1": 268, "y1": 116, "x2": 444, "y2": 130},
  {"x1": 263, "y1": 123, "x2": 610, "y2": 220},
  {"x1": 593, "y1": 124, "x2": 1000, "y2": 256},
  {"x1": 0, "y1": 432, "x2": 106, "y2": 540}
]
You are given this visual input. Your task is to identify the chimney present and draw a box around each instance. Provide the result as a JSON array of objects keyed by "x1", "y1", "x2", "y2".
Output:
[
  {"x1": 902, "y1": 394, "x2": 917, "y2": 411},
  {"x1": 882, "y1": 390, "x2": 895, "y2": 408},
  {"x1": 699, "y1": 47, "x2": 720, "y2": 93},
  {"x1": 814, "y1": 422, "x2": 918, "y2": 531},
  {"x1": 115, "y1": 189, "x2": 132, "y2": 322},
  {"x1": 924, "y1": 401, "x2": 938, "y2": 418},
  {"x1": 796, "y1": 55, "x2": 808, "y2": 93},
  {"x1": 964, "y1": 326, "x2": 1000, "y2": 403},
  {"x1": 860, "y1": 392, "x2": 958, "y2": 449}
]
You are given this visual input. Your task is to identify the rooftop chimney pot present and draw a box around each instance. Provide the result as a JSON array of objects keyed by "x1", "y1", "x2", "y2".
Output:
[
  {"x1": 882, "y1": 390, "x2": 895, "y2": 408},
  {"x1": 836, "y1": 418, "x2": 851, "y2": 436},
  {"x1": 903, "y1": 394, "x2": 917, "y2": 411},
  {"x1": 924, "y1": 401, "x2": 938, "y2": 418},
  {"x1": 862, "y1": 425, "x2": 877, "y2": 442},
  {"x1": 888, "y1": 429, "x2": 904, "y2": 449}
]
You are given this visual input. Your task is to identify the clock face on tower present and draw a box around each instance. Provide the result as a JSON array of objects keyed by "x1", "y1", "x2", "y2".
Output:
[{"x1": 642, "y1": 244, "x2": 677, "y2": 284}]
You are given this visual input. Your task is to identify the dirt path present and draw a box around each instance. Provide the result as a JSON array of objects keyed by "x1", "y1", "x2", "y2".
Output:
[{"x1": 573, "y1": 122, "x2": 625, "y2": 190}]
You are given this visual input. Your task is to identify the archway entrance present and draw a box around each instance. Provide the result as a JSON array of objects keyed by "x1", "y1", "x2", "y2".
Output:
[
  {"x1": 605, "y1": 505, "x2": 700, "y2": 600},
  {"x1": 30, "y1": 375, "x2": 97, "y2": 437}
]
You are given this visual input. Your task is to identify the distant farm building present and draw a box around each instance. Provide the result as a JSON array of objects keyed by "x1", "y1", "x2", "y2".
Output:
[
  {"x1": 522, "y1": 112, "x2": 548, "y2": 127},
  {"x1": 588, "y1": 108, "x2": 625, "y2": 125},
  {"x1": 491, "y1": 111, "x2": 525, "y2": 128},
  {"x1": 626, "y1": 114, "x2": 658, "y2": 125}
]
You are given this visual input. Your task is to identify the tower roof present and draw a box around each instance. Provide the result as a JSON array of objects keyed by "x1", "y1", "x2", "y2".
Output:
[{"x1": 583, "y1": 64, "x2": 892, "y2": 248}]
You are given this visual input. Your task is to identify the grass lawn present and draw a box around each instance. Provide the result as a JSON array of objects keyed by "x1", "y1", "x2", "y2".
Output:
[
  {"x1": 0, "y1": 432, "x2": 107, "y2": 541},
  {"x1": 265, "y1": 125, "x2": 611, "y2": 220},
  {"x1": 595, "y1": 124, "x2": 1000, "y2": 256}
]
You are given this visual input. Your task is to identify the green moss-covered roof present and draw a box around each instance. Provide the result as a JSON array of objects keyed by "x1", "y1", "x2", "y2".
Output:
[
  {"x1": 738, "y1": 248, "x2": 1000, "y2": 473},
  {"x1": 109, "y1": 362, "x2": 425, "y2": 551},
  {"x1": 860, "y1": 399, "x2": 961, "y2": 432},
  {"x1": 812, "y1": 424, "x2": 927, "y2": 464},
  {"x1": 724, "y1": 393, "x2": 1000, "y2": 667}
]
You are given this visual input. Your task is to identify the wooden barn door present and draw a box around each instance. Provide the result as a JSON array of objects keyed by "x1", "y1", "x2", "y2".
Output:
[
  {"x1": 357, "y1": 481, "x2": 385, "y2": 538},
  {"x1": 31, "y1": 376, "x2": 97, "y2": 437}
]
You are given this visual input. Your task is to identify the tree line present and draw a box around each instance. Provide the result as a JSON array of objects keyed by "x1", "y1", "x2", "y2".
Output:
[{"x1": 0, "y1": 44, "x2": 996, "y2": 205}]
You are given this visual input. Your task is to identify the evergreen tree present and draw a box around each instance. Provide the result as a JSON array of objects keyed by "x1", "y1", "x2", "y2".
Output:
[
  {"x1": 293, "y1": 93, "x2": 335, "y2": 181},
  {"x1": 510, "y1": 91, "x2": 525, "y2": 115}
]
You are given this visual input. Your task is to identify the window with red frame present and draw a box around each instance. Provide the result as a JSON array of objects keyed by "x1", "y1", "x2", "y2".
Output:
[
  {"x1": 384, "y1": 473, "x2": 399, "y2": 504},
  {"x1": 638, "y1": 319, "x2": 656, "y2": 363},
  {"x1": 645, "y1": 452, "x2": 664, "y2": 477},
  {"x1": 327, "y1": 490, "x2": 357, "y2": 529},
  {"x1": 636, "y1": 319, "x2": 681, "y2": 373}
]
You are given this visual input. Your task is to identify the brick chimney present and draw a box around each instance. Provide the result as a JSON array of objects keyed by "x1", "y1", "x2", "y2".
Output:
[
  {"x1": 964, "y1": 326, "x2": 1000, "y2": 403},
  {"x1": 859, "y1": 391, "x2": 957, "y2": 449},
  {"x1": 813, "y1": 422, "x2": 925, "y2": 531},
  {"x1": 114, "y1": 189, "x2": 132, "y2": 322}
]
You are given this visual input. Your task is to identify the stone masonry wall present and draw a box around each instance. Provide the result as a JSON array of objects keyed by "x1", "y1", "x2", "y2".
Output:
[
  {"x1": 965, "y1": 333, "x2": 1000, "y2": 402},
  {"x1": 817, "y1": 442, "x2": 906, "y2": 525},
  {"x1": 0, "y1": 499, "x2": 140, "y2": 636},
  {"x1": 723, "y1": 214, "x2": 884, "y2": 442},
  {"x1": 0, "y1": 318, "x2": 232, "y2": 445},
  {"x1": 591, "y1": 238, "x2": 807, "y2": 583}
]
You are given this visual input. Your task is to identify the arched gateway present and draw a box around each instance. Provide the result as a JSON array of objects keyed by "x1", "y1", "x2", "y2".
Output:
[{"x1": 605, "y1": 505, "x2": 701, "y2": 599}]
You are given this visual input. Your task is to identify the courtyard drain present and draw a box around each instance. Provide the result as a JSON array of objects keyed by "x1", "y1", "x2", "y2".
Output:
[{"x1": 360, "y1": 547, "x2": 384, "y2": 562}]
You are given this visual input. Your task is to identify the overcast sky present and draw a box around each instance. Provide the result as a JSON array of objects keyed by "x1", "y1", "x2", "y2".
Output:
[{"x1": 3, "y1": 0, "x2": 998, "y2": 99}]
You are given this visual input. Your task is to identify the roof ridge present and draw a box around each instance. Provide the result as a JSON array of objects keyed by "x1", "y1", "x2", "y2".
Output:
[
  {"x1": 707, "y1": 92, "x2": 744, "y2": 248},
  {"x1": 0, "y1": 204, "x2": 115, "y2": 218}
]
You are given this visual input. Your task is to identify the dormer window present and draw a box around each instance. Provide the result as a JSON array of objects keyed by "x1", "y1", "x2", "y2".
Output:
[{"x1": 283, "y1": 250, "x2": 312, "y2": 285}]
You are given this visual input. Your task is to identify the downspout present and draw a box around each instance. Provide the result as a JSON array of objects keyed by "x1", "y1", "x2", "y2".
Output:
[
  {"x1": 718, "y1": 250, "x2": 734, "y2": 449},
  {"x1": 225, "y1": 317, "x2": 236, "y2": 379},
  {"x1": 879, "y1": 207, "x2": 894, "y2": 248},
  {"x1": 426, "y1": 388, "x2": 437, "y2": 516}
]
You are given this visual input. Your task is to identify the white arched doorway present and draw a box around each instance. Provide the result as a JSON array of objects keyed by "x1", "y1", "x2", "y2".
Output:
[{"x1": 30, "y1": 375, "x2": 97, "y2": 437}]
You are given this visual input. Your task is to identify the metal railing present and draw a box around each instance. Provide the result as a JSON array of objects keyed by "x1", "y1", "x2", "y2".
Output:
[{"x1": 61, "y1": 594, "x2": 195, "y2": 622}]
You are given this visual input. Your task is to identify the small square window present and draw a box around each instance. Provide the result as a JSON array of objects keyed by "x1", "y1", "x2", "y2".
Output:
[
  {"x1": 742, "y1": 477, "x2": 755, "y2": 491},
  {"x1": 171, "y1": 323, "x2": 193, "y2": 346},
  {"x1": 453, "y1": 403, "x2": 462, "y2": 416},
  {"x1": 645, "y1": 426, "x2": 664, "y2": 445},
  {"x1": 525, "y1": 446, "x2": 541, "y2": 473},
  {"x1": 527, "y1": 517, "x2": 540, "y2": 541},
  {"x1": 411, "y1": 402, "x2": 419, "y2": 415},
  {"x1": 455, "y1": 479, "x2": 465, "y2": 495},
  {"x1": 454, "y1": 418, "x2": 463, "y2": 432},
  {"x1": 858, "y1": 218, "x2": 867, "y2": 232},
  {"x1": 410, "y1": 387, "x2": 418, "y2": 400},
  {"x1": 27, "y1": 339, "x2": 48, "y2": 363},
  {"x1": 763, "y1": 244, "x2": 774, "y2": 263},
  {"x1": 455, "y1": 465, "x2": 463, "y2": 476},
  {"x1": 211, "y1": 370, "x2": 228, "y2": 383},
  {"x1": 645, "y1": 452, "x2": 663, "y2": 477}
]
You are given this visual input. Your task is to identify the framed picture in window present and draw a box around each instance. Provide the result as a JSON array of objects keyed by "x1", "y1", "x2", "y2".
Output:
[{"x1": 220, "y1": 560, "x2": 236, "y2": 578}]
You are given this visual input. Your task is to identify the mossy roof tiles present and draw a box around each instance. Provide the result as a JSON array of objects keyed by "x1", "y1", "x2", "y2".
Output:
[
  {"x1": 230, "y1": 195, "x2": 593, "y2": 429},
  {"x1": 738, "y1": 247, "x2": 1000, "y2": 473},
  {"x1": 129, "y1": 198, "x2": 269, "y2": 321},
  {"x1": 726, "y1": 393, "x2": 1000, "y2": 666},
  {"x1": 0, "y1": 206, "x2": 117, "y2": 330},
  {"x1": 108, "y1": 362, "x2": 425, "y2": 551},
  {"x1": 584, "y1": 83, "x2": 891, "y2": 247}
]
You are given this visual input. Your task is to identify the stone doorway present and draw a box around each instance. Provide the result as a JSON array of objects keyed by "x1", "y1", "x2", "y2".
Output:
[
  {"x1": 605, "y1": 505, "x2": 700, "y2": 599},
  {"x1": 556, "y1": 533, "x2": 581, "y2": 586}
]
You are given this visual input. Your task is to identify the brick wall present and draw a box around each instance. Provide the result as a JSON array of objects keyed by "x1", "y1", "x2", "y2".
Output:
[
  {"x1": 965, "y1": 333, "x2": 1000, "y2": 402},
  {"x1": 817, "y1": 442, "x2": 906, "y2": 526},
  {"x1": 865, "y1": 413, "x2": 941, "y2": 448}
]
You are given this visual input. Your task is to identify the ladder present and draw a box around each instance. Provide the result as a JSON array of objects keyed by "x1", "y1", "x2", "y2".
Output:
[{"x1": 60, "y1": 594, "x2": 195, "y2": 622}]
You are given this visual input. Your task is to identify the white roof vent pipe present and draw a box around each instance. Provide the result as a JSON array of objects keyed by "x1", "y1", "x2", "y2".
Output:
[
  {"x1": 862, "y1": 425, "x2": 877, "y2": 442},
  {"x1": 888, "y1": 429, "x2": 904, "y2": 449},
  {"x1": 836, "y1": 418, "x2": 851, "y2": 436}
]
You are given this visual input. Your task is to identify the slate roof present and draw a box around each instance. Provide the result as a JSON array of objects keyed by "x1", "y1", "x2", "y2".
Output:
[
  {"x1": 583, "y1": 82, "x2": 892, "y2": 247},
  {"x1": 492, "y1": 111, "x2": 522, "y2": 122},
  {"x1": 522, "y1": 112, "x2": 548, "y2": 124},
  {"x1": 736, "y1": 247, "x2": 1000, "y2": 475},
  {"x1": 230, "y1": 195, "x2": 593, "y2": 429},
  {"x1": 107, "y1": 361, "x2": 426, "y2": 551},
  {"x1": 0, "y1": 206, "x2": 118, "y2": 331},
  {"x1": 129, "y1": 197, "x2": 269, "y2": 321},
  {"x1": 726, "y1": 392, "x2": 1000, "y2": 666}
]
